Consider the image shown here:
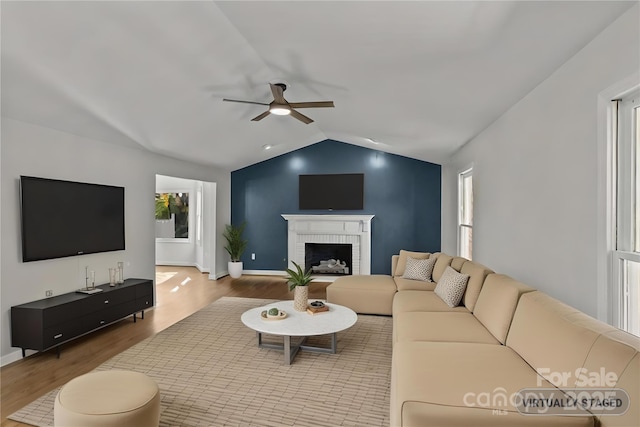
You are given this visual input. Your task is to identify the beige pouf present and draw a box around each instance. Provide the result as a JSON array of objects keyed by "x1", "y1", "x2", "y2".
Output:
[
  {"x1": 54, "y1": 370, "x2": 160, "y2": 427},
  {"x1": 327, "y1": 275, "x2": 397, "y2": 315}
]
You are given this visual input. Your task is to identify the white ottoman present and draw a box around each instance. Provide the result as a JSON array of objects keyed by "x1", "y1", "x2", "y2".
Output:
[{"x1": 54, "y1": 370, "x2": 160, "y2": 427}]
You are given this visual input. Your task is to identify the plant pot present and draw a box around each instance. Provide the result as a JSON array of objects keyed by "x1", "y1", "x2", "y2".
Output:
[
  {"x1": 293, "y1": 286, "x2": 309, "y2": 311},
  {"x1": 228, "y1": 261, "x2": 243, "y2": 279}
]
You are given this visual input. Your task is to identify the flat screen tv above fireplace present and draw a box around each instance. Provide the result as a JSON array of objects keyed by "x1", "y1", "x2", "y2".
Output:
[
  {"x1": 20, "y1": 176, "x2": 125, "y2": 262},
  {"x1": 299, "y1": 173, "x2": 364, "y2": 210}
]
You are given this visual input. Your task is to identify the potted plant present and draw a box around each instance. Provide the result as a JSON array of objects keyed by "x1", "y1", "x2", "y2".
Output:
[
  {"x1": 285, "y1": 261, "x2": 313, "y2": 311},
  {"x1": 223, "y1": 222, "x2": 248, "y2": 279}
]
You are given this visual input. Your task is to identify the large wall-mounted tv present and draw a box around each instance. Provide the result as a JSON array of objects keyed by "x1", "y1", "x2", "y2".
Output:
[
  {"x1": 20, "y1": 176, "x2": 125, "y2": 262},
  {"x1": 299, "y1": 173, "x2": 364, "y2": 210}
]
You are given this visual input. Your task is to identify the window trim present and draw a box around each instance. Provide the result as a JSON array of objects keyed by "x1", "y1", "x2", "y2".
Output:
[
  {"x1": 457, "y1": 166, "x2": 473, "y2": 260},
  {"x1": 596, "y1": 74, "x2": 639, "y2": 325}
]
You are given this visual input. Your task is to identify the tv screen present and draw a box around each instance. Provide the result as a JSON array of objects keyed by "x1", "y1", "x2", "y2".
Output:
[
  {"x1": 20, "y1": 176, "x2": 125, "y2": 262},
  {"x1": 299, "y1": 173, "x2": 364, "y2": 210}
]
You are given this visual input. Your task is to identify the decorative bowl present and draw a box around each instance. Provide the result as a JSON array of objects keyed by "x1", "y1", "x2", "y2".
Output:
[{"x1": 261, "y1": 310, "x2": 287, "y2": 321}]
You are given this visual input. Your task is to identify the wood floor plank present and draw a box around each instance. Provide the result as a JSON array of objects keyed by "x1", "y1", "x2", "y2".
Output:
[{"x1": 1, "y1": 267, "x2": 329, "y2": 426}]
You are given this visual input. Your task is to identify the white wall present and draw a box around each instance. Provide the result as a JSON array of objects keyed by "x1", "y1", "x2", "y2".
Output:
[
  {"x1": 0, "y1": 118, "x2": 230, "y2": 363},
  {"x1": 442, "y1": 5, "x2": 639, "y2": 317}
]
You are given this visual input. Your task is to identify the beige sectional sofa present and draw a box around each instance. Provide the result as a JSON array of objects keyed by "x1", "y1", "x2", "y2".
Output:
[{"x1": 326, "y1": 251, "x2": 639, "y2": 427}]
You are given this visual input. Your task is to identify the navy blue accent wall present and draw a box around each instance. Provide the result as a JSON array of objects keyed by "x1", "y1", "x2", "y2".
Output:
[{"x1": 231, "y1": 140, "x2": 441, "y2": 274}]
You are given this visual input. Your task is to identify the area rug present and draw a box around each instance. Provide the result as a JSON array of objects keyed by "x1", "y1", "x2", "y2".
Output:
[{"x1": 9, "y1": 297, "x2": 392, "y2": 427}]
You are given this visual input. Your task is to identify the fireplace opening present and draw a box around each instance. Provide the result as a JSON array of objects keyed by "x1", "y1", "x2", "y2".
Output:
[{"x1": 305, "y1": 243, "x2": 352, "y2": 275}]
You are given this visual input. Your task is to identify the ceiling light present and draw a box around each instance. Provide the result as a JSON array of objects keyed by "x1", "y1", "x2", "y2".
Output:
[
  {"x1": 367, "y1": 137, "x2": 381, "y2": 145},
  {"x1": 262, "y1": 144, "x2": 272, "y2": 150},
  {"x1": 270, "y1": 105, "x2": 291, "y2": 116}
]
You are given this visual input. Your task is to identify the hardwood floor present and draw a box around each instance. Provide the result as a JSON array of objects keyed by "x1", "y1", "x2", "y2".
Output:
[{"x1": 1, "y1": 267, "x2": 329, "y2": 426}]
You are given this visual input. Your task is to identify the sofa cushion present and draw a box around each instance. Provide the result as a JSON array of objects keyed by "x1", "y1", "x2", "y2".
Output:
[
  {"x1": 450, "y1": 256, "x2": 467, "y2": 272},
  {"x1": 326, "y1": 275, "x2": 397, "y2": 315},
  {"x1": 434, "y1": 266, "x2": 469, "y2": 307},
  {"x1": 391, "y1": 341, "x2": 593, "y2": 427},
  {"x1": 394, "y1": 250, "x2": 430, "y2": 277},
  {"x1": 394, "y1": 277, "x2": 437, "y2": 291},
  {"x1": 459, "y1": 260, "x2": 494, "y2": 312},
  {"x1": 393, "y1": 290, "x2": 469, "y2": 314},
  {"x1": 432, "y1": 253, "x2": 453, "y2": 282},
  {"x1": 472, "y1": 274, "x2": 534, "y2": 344},
  {"x1": 573, "y1": 329, "x2": 639, "y2": 426},
  {"x1": 394, "y1": 312, "x2": 499, "y2": 344},
  {"x1": 402, "y1": 256, "x2": 436, "y2": 282},
  {"x1": 506, "y1": 292, "x2": 601, "y2": 388},
  {"x1": 399, "y1": 403, "x2": 593, "y2": 427},
  {"x1": 597, "y1": 352, "x2": 638, "y2": 427}
]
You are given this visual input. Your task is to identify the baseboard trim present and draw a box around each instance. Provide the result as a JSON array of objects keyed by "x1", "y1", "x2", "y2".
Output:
[
  {"x1": 194, "y1": 263, "x2": 210, "y2": 274},
  {"x1": 212, "y1": 271, "x2": 227, "y2": 280},
  {"x1": 156, "y1": 261, "x2": 193, "y2": 266},
  {"x1": 156, "y1": 262, "x2": 210, "y2": 274},
  {"x1": 241, "y1": 270, "x2": 339, "y2": 282},
  {"x1": 1, "y1": 349, "x2": 24, "y2": 367},
  {"x1": 242, "y1": 270, "x2": 287, "y2": 276}
]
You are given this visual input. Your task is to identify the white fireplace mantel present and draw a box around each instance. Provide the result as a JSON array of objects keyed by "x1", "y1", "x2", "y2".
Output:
[{"x1": 281, "y1": 214, "x2": 374, "y2": 275}]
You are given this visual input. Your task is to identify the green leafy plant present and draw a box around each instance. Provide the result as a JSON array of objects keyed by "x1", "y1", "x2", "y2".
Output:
[
  {"x1": 223, "y1": 222, "x2": 248, "y2": 262},
  {"x1": 285, "y1": 261, "x2": 313, "y2": 291}
]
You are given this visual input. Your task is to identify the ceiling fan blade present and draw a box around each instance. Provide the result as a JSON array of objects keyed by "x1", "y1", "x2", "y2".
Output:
[
  {"x1": 223, "y1": 98, "x2": 270, "y2": 106},
  {"x1": 251, "y1": 111, "x2": 271, "y2": 122},
  {"x1": 289, "y1": 109, "x2": 314, "y2": 124},
  {"x1": 288, "y1": 101, "x2": 334, "y2": 109},
  {"x1": 270, "y1": 83, "x2": 287, "y2": 104}
]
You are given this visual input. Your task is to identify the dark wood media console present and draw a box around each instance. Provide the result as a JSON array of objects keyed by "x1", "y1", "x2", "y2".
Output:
[{"x1": 11, "y1": 278, "x2": 153, "y2": 357}]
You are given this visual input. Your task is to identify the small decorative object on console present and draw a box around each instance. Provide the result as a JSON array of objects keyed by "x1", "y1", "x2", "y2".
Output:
[
  {"x1": 109, "y1": 268, "x2": 116, "y2": 286},
  {"x1": 117, "y1": 262, "x2": 124, "y2": 284}
]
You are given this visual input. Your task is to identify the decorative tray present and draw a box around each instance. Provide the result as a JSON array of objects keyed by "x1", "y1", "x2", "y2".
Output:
[{"x1": 260, "y1": 310, "x2": 287, "y2": 321}]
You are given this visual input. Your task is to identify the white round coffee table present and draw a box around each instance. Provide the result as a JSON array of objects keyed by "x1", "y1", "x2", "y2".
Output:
[{"x1": 241, "y1": 300, "x2": 357, "y2": 365}]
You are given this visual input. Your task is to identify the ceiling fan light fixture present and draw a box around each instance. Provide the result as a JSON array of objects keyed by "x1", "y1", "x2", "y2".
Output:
[{"x1": 270, "y1": 105, "x2": 291, "y2": 116}]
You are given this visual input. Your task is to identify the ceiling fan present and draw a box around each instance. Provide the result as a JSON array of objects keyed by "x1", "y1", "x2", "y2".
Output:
[{"x1": 223, "y1": 83, "x2": 334, "y2": 124}]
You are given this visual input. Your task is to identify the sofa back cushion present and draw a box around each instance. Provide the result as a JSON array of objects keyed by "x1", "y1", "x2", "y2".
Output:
[
  {"x1": 450, "y1": 256, "x2": 467, "y2": 272},
  {"x1": 393, "y1": 250, "x2": 431, "y2": 277},
  {"x1": 506, "y1": 292, "x2": 603, "y2": 388},
  {"x1": 459, "y1": 261, "x2": 494, "y2": 312},
  {"x1": 472, "y1": 274, "x2": 533, "y2": 344},
  {"x1": 598, "y1": 352, "x2": 638, "y2": 426},
  {"x1": 431, "y1": 253, "x2": 453, "y2": 282},
  {"x1": 578, "y1": 329, "x2": 639, "y2": 426}
]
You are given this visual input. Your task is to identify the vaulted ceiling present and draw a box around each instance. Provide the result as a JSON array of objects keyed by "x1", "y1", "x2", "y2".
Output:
[{"x1": 1, "y1": 1, "x2": 635, "y2": 170}]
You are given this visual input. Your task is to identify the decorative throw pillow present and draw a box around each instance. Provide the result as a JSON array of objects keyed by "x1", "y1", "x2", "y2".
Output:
[
  {"x1": 395, "y1": 250, "x2": 430, "y2": 276},
  {"x1": 402, "y1": 256, "x2": 436, "y2": 282},
  {"x1": 434, "y1": 266, "x2": 470, "y2": 308}
]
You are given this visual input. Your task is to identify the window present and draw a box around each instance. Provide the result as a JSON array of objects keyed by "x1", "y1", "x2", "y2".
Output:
[
  {"x1": 613, "y1": 90, "x2": 640, "y2": 336},
  {"x1": 196, "y1": 189, "x2": 202, "y2": 243},
  {"x1": 458, "y1": 167, "x2": 473, "y2": 260},
  {"x1": 155, "y1": 192, "x2": 190, "y2": 239}
]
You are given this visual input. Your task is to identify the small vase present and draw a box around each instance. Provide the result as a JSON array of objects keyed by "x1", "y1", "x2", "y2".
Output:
[{"x1": 293, "y1": 286, "x2": 309, "y2": 311}]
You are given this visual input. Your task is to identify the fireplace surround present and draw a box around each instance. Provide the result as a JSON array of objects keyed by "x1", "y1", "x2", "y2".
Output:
[{"x1": 281, "y1": 214, "x2": 374, "y2": 276}]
